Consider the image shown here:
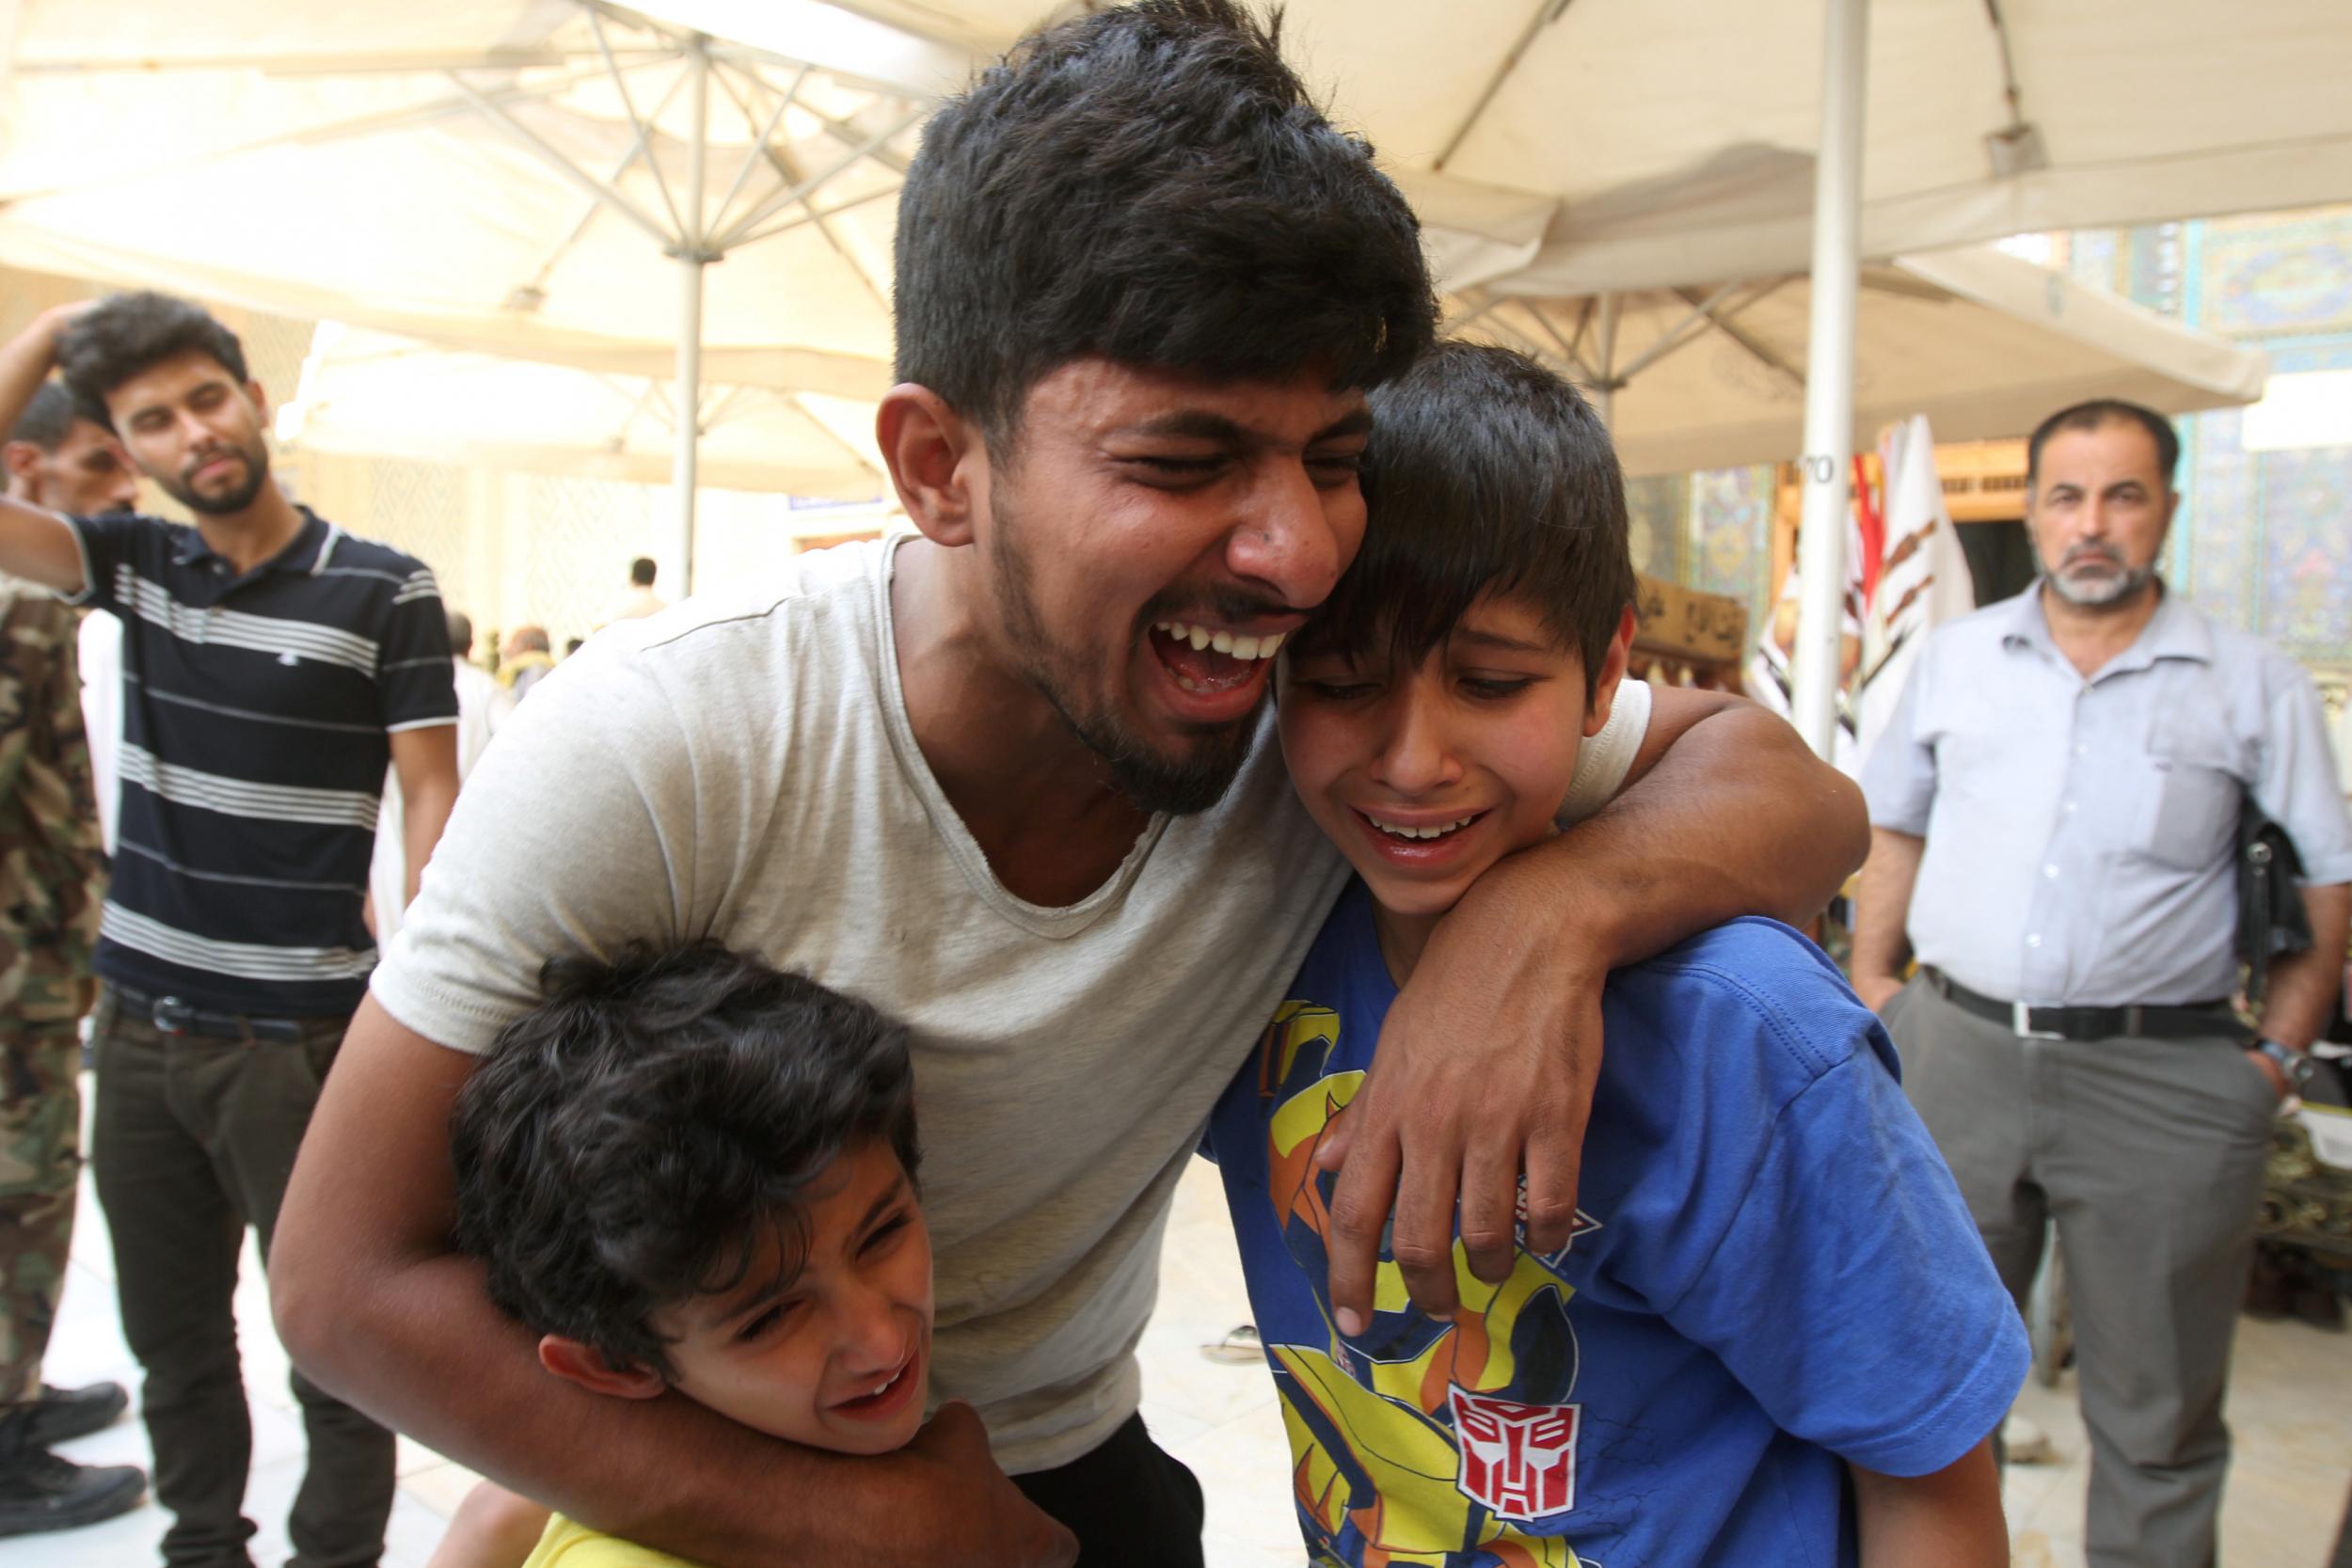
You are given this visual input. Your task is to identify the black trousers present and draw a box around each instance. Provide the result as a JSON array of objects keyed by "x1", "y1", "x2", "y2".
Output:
[
  {"x1": 1014, "y1": 1413, "x2": 1205, "y2": 1568},
  {"x1": 90, "y1": 990, "x2": 396, "y2": 1568}
]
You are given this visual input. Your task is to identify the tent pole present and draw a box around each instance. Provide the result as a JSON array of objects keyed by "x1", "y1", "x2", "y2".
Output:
[
  {"x1": 675, "y1": 39, "x2": 709, "y2": 594},
  {"x1": 1789, "y1": 0, "x2": 1868, "y2": 760},
  {"x1": 1590, "y1": 292, "x2": 1619, "y2": 428}
]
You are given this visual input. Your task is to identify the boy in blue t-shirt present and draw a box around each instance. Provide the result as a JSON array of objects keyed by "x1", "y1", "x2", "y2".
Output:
[{"x1": 1202, "y1": 342, "x2": 2027, "y2": 1567}]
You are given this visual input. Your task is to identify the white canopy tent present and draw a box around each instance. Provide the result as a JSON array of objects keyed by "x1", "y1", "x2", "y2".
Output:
[
  {"x1": 0, "y1": 0, "x2": 954, "y2": 584},
  {"x1": 1450, "y1": 242, "x2": 2269, "y2": 479},
  {"x1": 274, "y1": 323, "x2": 885, "y2": 499},
  {"x1": 863, "y1": 0, "x2": 2352, "y2": 297},
  {"x1": 875, "y1": 0, "x2": 2352, "y2": 752},
  {"x1": 3, "y1": 0, "x2": 2344, "y2": 735}
]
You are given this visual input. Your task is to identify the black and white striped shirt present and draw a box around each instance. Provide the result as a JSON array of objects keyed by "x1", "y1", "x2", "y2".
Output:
[{"x1": 69, "y1": 507, "x2": 457, "y2": 1016}]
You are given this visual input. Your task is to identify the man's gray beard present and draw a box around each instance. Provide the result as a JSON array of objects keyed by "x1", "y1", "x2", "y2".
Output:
[
  {"x1": 986, "y1": 499, "x2": 1256, "y2": 817},
  {"x1": 2047, "y1": 561, "x2": 2158, "y2": 610}
]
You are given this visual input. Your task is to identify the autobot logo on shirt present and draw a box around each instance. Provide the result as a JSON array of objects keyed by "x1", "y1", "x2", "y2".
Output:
[{"x1": 1450, "y1": 1386, "x2": 1580, "y2": 1519}]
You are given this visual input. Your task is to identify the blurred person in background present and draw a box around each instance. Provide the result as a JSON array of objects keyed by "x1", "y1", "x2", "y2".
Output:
[
  {"x1": 4, "y1": 384, "x2": 137, "y2": 855},
  {"x1": 0, "y1": 293, "x2": 461, "y2": 1568},
  {"x1": 608, "y1": 555, "x2": 664, "y2": 624},
  {"x1": 371, "y1": 610, "x2": 512, "y2": 947},
  {"x1": 0, "y1": 378, "x2": 145, "y2": 1532},
  {"x1": 499, "y1": 625, "x2": 555, "y2": 702},
  {"x1": 1854, "y1": 399, "x2": 2352, "y2": 1568}
]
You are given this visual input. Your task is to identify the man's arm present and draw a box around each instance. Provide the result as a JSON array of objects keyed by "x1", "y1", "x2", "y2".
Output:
[
  {"x1": 2249, "y1": 882, "x2": 2350, "y2": 1094},
  {"x1": 1851, "y1": 828, "x2": 1925, "y2": 1013},
  {"x1": 1850, "y1": 1442, "x2": 2009, "y2": 1568},
  {"x1": 389, "y1": 724, "x2": 459, "y2": 909},
  {"x1": 1321, "y1": 690, "x2": 1868, "y2": 1325},
  {"x1": 273, "y1": 1001, "x2": 1075, "y2": 1568},
  {"x1": 0, "y1": 306, "x2": 93, "y2": 594}
]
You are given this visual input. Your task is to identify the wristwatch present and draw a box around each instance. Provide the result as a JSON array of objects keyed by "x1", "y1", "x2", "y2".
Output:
[{"x1": 2253, "y1": 1037, "x2": 2315, "y2": 1094}]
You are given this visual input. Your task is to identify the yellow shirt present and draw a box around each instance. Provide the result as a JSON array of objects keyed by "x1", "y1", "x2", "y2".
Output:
[{"x1": 521, "y1": 1514, "x2": 708, "y2": 1568}]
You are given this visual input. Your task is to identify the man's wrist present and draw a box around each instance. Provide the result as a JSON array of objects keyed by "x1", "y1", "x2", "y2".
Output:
[{"x1": 2253, "y1": 1037, "x2": 2315, "y2": 1094}]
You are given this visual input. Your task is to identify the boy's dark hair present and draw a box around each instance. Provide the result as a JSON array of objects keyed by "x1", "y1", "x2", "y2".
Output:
[
  {"x1": 2026, "y1": 398, "x2": 2180, "y2": 494},
  {"x1": 893, "y1": 0, "x2": 1434, "y2": 451},
  {"x1": 628, "y1": 556, "x2": 658, "y2": 587},
  {"x1": 449, "y1": 942, "x2": 920, "y2": 1380},
  {"x1": 1293, "y1": 341, "x2": 1635, "y2": 698},
  {"x1": 56, "y1": 292, "x2": 251, "y2": 431},
  {"x1": 7, "y1": 383, "x2": 79, "y2": 451}
]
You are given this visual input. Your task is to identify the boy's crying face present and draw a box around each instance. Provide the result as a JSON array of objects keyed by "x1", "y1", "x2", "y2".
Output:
[
  {"x1": 1278, "y1": 590, "x2": 1626, "y2": 925},
  {"x1": 648, "y1": 1139, "x2": 934, "y2": 1457}
]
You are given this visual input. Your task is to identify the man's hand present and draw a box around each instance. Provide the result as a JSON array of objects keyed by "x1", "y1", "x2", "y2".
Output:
[
  {"x1": 895, "y1": 1403, "x2": 1076, "y2": 1568},
  {"x1": 2245, "y1": 1049, "x2": 2291, "y2": 1103},
  {"x1": 1853, "y1": 973, "x2": 1906, "y2": 1014},
  {"x1": 1317, "y1": 869, "x2": 1605, "y2": 1327}
]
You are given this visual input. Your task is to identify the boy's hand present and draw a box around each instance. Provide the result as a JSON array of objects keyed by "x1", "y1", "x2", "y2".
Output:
[
  {"x1": 1317, "y1": 853, "x2": 1605, "y2": 1328},
  {"x1": 895, "y1": 1402, "x2": 1076, "y2": 1568}
]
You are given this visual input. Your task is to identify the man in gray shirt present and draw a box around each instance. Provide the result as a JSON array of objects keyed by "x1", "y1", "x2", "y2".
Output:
[
  {"x1": 1854, "y1": 398, "x2": 2352, "y2": 1568},
  {"x1": 268, "y1": 5, "x2": 1866, "y2": 1567}
]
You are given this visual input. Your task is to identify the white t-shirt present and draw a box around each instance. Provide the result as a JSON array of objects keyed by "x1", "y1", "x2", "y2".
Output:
[{"x1": 374, "y1": 536, "x2": 1646, "y2": 1471}]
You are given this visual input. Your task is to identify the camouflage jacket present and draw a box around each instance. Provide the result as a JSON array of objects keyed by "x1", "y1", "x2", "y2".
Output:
[{"x1": 0, "y1": 581, "x2": 103, "y2": 1021}]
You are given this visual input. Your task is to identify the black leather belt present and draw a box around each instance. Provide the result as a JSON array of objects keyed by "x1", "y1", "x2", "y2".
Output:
[
  {"x1": 1924, "y1": 969, "x2": 2240, "y2": 1042},
  {"x1": 108, "y1": 983, "x2": 329, "y2": 1044}
]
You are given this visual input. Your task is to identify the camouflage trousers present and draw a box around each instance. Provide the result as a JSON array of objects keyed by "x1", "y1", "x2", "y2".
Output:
[{"x1": 0, "y1": 985, "x2": 87, "y2": 1412}]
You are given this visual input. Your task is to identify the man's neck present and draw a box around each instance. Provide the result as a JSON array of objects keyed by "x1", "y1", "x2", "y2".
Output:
[
  {"x1": 2039, "y1": 578, "x2": 2162, "y2": 680},
  {"x1": 890, "y1": 537, "x2": 1155, "y2": 908},
  {"x1": 196, "y1": 486, "x2": 307, "y2": 577}
]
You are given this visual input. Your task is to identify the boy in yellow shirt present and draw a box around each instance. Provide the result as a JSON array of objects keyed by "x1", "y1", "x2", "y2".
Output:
[{"x1": 437, "y1": 942, "x2": 934, "y2": 1567}]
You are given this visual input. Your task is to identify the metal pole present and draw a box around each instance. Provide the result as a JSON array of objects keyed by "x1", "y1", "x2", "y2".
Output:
[
  {"x1": 675, "y1": 40, "x2": 709, "y2": 594},
  {"x1": 1789, "y1": 0, "x2": 1868, "y2": 759},
  {"x1": 1590, "y1": 292, "x2": 1619, "y2": 428}
]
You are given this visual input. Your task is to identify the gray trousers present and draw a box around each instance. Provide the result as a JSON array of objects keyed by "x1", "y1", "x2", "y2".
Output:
[{"x1": 1887, "y1": 977, "x2": 2276, "y2": 1568}]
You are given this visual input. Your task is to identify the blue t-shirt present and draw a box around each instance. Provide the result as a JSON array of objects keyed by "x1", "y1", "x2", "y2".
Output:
[{"x1": 1202, "y1": 883, "x2": 2027, "y2": 1568}]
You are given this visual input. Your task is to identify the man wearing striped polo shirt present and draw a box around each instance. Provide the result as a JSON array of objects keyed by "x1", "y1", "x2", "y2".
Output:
[{"x1": 0, "y1": 295, "x2": 458, "y2": 1568}]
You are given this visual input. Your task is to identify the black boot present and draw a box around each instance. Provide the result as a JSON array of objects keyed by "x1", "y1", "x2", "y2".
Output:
[
  {"x1": 24, "y1": 1381, "x2": 130, "y2": 1448},
  {"x1": 0, "y1": 1405, "x2": 147, "y2": 1536}
]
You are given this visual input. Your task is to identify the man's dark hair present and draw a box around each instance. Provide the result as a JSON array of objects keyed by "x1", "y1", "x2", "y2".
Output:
[
  {"x1": 450, "y1": 942, "x2": 920, "y2": 1380},
  {"x1": 1293, "y1": 341, "x2": 1635, "y2": 699},
  {"x1": 7, "y1": 383, "x2": 80, "y2": 452},
  {"x1": 446, "y1": 610, "x2": 474, "y2": 658},
  {"x1": 893, "y1": 0, "x2": 1434, "y2": 450},
  {"x1": 628, "y1": 556, "x2": 658, "y2": 588},
  {"x1": 56, "y1": 292, "x2": 251, "y2": 431},
  {"x1": 2026, "y1": 399, "x2": 2180, "y2": 494}
]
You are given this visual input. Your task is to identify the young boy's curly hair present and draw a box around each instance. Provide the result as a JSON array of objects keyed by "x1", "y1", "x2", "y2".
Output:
[{"x1": 449, "y1": 942, "x2": 918, "y2": 1380}]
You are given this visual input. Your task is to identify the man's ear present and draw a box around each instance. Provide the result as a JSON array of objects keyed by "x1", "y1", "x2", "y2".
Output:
[
  {"x1": 1, "y1": 441, "x2": 42, "y2": 495},
  {"x1": 1582, "y1": 605, "x2": 1638, "y2": 738},
  {"x1": 877, "y1": 384, "x2": 984, "y2": 548},
  {"x1": 244, "y1": 378, "x2": 272, "y2": 429},
  {"x1": 536, "y1": 1335, "x2": 666, "y2": 1401}
]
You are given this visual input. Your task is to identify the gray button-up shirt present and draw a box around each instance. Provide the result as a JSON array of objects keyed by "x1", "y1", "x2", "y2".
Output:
[{"x1": 1863, "y1": 584, "x2": 2352, "y2": 1006}]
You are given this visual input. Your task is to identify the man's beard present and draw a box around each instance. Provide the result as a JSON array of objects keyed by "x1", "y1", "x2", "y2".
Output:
[
  {"x1": 2046, "y1": 541, "x2": 2157, "y2": 610},
  {"x1": 988, "y1": 497, "x2": 1258, "y2": 817},
  {"x1": 158, "y1": 437, "x2": 271, "y2": 516}
]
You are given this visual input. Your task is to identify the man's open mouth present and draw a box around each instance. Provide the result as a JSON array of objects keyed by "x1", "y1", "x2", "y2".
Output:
[{"x1": 1148, "y1": 619, "x2": 1286, "y2": 696}]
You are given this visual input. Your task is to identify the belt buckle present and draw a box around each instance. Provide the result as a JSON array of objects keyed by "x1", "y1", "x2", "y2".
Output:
[
  {"x1": 151, "y1": 994, "x2": 194, "y2": 1037},
  {"x1": 2012, "y1": 1001, "x2": 2063, "y2": 1040}
]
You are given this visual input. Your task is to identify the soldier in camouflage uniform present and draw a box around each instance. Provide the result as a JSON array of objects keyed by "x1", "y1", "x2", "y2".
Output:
[{"x1": 0, "y1": 378, "x2": 145, "y2": 1531}]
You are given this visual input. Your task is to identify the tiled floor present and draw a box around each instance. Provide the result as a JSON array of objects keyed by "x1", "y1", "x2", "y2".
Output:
[{"x1": 13, "y1": 1087, "x2": 2351, "y2": 1567}]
